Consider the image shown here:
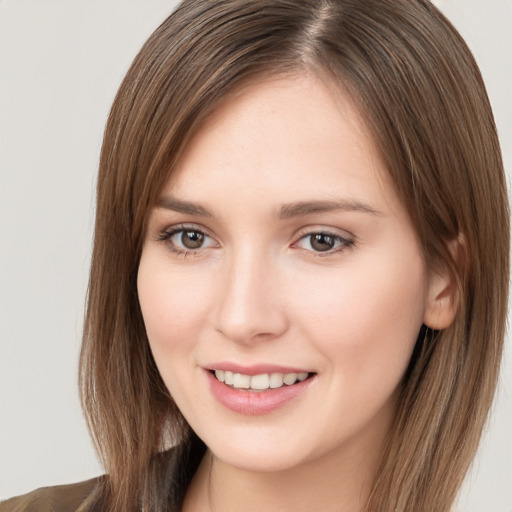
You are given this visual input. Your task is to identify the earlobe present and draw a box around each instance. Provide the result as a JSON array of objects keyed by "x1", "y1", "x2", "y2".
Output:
[{"x1": 423, "y1": 237, "x2": 464, "y2": 330}]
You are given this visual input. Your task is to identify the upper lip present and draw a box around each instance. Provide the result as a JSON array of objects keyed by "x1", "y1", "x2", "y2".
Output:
[{"x1": 204, "y1": 362, "x2": 313, "y2": 375}]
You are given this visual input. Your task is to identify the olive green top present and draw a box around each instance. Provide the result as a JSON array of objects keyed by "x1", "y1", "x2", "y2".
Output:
[{"x1": 0, "y1": 477, "x2": 102, "y2": 512}]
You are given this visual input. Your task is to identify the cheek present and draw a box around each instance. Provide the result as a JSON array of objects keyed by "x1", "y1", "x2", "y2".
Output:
[
  {"x1": 292, "y1": 251, "x2": 427, "y2": 378},
  {"x1": 137, "y1": 255, "x2": 218, "y2": 414},
  {"x1": 137, "y1": 253, "x2": 211, "y2": 363}
]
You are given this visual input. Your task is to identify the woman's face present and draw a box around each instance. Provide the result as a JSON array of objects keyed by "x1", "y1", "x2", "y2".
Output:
[{"x1": 138, "y1": 73, "x2": 438, "y2": 473}]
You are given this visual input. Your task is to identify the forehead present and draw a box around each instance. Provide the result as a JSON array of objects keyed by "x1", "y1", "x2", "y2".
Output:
[{"x1": 161, "y1": 72, "x2": 402, "y2": 220}]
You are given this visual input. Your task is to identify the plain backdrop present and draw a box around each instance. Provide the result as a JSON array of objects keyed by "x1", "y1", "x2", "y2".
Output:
[{"x1": 0, "y1": 1, "x2": 511, "y2": 510}]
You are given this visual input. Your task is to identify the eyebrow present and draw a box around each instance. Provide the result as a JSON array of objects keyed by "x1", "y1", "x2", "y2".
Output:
[
  {"x1": 156, "y1": 197, "x2": 213, "y2": 217},
  {"x1": 155, "y1": 197, "x2": 381, "y2": 219},
  {"x1": 279, "y1": 199, "x2": 381, "y2": 218}
]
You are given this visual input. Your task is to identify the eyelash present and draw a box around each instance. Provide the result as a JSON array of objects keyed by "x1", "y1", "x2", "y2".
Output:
[
  {"x1": 155, "y1": 224, "x2": 355, "y2": 258},
  {"x1": 155, "y1": 224, "x2": 216, "y2": 257},
  {"x1": 292, "y1": 230, "x2": 355, "y2": 257}
]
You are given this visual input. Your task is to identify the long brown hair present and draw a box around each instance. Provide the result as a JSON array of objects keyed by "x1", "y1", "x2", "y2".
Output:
[{"x1": 79, "y1": 1, "x2": 509, "y2": 510}]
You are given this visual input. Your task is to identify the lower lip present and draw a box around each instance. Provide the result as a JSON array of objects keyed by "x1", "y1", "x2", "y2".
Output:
[{"x1": 206, "y1": 371, "x2": 315, "y2": 415}]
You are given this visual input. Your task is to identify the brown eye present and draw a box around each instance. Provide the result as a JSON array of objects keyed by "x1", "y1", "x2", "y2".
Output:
[
  {"x1": 181, "y1": 230, "x2": 205, "y2": 249},
  {"x1": 158, "y1": 226, "x2": 217, "y2": 254},
  {"x1": 294, "y1": 231, "x2": 353, "y2": 255},
  {"x1": 310, "y1": 233, "x2": 335, "y2": 252}
]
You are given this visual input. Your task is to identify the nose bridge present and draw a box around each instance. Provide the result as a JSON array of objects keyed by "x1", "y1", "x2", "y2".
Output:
[{"x1": 214, "y1": 244, "x2": 287, "y2": 343}]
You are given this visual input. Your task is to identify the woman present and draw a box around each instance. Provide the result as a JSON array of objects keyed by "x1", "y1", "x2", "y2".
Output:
[{"x1": 2, "y1": 0, "x2": 508, "y2": 511}]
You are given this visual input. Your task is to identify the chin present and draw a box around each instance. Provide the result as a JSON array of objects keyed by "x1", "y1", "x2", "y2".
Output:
[
  {"x1": 194, "y1": 422, "x2": 329, "y2": 474},
  {"x1": 211, "y1": 443, "x2": 310, "y2": 473}
]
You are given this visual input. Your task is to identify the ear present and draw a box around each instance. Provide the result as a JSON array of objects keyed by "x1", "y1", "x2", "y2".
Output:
[{"x1": 423, "y1": 237, "x2": 464, "y2": 330}]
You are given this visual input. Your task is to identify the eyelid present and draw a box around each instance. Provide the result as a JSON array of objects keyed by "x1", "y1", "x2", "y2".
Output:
[{"x1": 292, "y1": 224, "x2": 355, "y2": 242}]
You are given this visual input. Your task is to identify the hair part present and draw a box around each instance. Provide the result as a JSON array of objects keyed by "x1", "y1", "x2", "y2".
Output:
[{"x1": 80, "y1": 1, "x2": 509, "y2": 511}]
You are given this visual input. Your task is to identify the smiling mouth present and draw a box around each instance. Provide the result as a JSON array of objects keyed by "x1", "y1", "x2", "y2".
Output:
[{"x1": 212, "y1": 370, "x2": 313, "y2": 391}]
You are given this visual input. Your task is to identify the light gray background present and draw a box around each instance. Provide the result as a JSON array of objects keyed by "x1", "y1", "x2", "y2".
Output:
[{"x1": 0, "y1": 1, "x2": 511, "y2": 510}]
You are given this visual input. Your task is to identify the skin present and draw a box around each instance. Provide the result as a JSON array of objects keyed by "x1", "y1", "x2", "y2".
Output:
[{"x1": 137, "y1": 73, "x2": 454, "y2": 512}]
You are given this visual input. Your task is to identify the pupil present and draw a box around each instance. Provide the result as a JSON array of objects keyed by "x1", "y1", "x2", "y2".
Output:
[
  {"x1": 311, "y1": 233, "x2": 334, "y2": 252},
  {"x1": 182, "y1": 231, "x2": 204, "y2": 249}
]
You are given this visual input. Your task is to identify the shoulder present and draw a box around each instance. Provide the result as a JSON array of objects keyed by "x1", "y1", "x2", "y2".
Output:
[{"x1": 0, "y1": 477, "x2": 103, "y2": 512}]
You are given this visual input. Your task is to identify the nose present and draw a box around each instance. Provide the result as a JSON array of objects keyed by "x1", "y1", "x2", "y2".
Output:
[{"x1": 212, "y1": 248, "x2": 289, "y2": 344}]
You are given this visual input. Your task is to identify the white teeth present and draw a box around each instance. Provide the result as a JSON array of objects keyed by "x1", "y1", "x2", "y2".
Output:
[
  {"x1": 232, "y1": 373, "x2": 250, "y2": 389},
  {"x1": 250, "y1": 373, "x2": 270, "y2": 390},
  {"x1": 283, "y1": 372, "x2": 297, "y2": 385},
  {"x1": 214, "y1": 370, "x2": 309, "y2": 390},
  {"x1": 269, "y1": 373, "x2": 284, "y2": 388}
]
